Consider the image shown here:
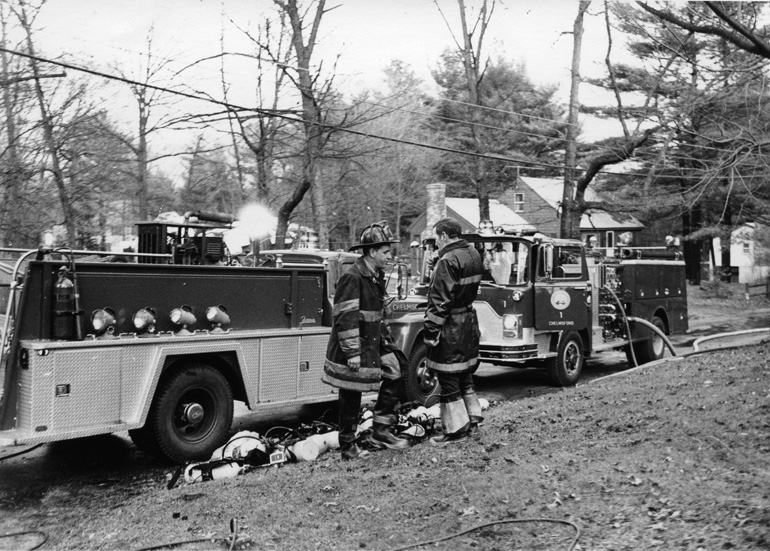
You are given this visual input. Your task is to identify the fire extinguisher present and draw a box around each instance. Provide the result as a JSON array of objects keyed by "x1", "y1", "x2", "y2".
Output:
[{"x1": 53, "y1": 266, "x2": 76, "y2": 340}]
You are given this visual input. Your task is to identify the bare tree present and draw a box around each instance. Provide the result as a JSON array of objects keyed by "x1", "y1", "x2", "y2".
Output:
[
  {"x1": 270, "y1": 0, "x2": 333, "y2": 248},
  {"x1": 13, "y1": 0, "x2": 80, "y2": 244},
  {"x1": 113, "y1": 28, "x2": 178, "y2": 221},
  {"x1": 436, "y1": 0, "x2": 496, "y2": 220}
]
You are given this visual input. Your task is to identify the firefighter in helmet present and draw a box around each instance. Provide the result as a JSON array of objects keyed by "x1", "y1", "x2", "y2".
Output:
[
  {"x1": 424, "y1": 217, "x2": 484, "y2": 444},
  {"x1": 323, "y1": 221, "x2": 411, "y2": 460}
]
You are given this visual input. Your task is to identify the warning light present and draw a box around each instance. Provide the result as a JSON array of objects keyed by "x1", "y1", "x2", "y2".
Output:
[
  {"x1": 206, "y1": 305, "x2": 230, "y2": 333},
  {"x1": 90, "y1": 308, "x2": 117, "y2": 338},
  {"x1": 133, "y1": 307, "x2": 157, "y2": 334},
  {"x1": 170, "y1": 305, "x2": 196, "y2": 335}
]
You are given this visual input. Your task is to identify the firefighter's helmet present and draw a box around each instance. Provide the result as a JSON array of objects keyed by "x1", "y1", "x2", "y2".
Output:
[{"x1": 349, "y1": 221, "x2": 399, "y2": 251}]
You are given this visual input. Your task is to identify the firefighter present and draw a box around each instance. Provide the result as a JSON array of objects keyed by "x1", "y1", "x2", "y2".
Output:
[
  {"x1": 424, "y1": 217, "x2": 484, "y2": 445},
  {"x1": 323, "y1": 221, "x2": 411, "y2": 460}
]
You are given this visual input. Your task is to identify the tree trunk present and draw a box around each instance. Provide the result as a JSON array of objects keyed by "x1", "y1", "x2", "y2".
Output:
[
  {"x1": 0, "y1": 27, "x2": 24, "y2": 247},
  {"x1": 18, "y1": 6, "x2": 78, "y2": 245},
  {"x1": 561, "y1": 0, "x2": 590, "y2": 239}
]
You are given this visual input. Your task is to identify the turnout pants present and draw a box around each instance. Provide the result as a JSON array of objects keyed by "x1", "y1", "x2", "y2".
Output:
[{"x1": 436, "y1": 369, "x2": 483, "y2": 435}]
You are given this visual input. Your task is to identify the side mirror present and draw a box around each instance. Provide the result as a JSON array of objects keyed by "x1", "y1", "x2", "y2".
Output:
[
  {"x1": 397, "y1": 263, "x2": 409, "y2": 299},
  {"x1": 544, "y1": 246, "x2": 554, "y2": 278}
]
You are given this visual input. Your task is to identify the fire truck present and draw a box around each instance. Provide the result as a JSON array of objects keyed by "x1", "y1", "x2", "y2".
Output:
[
  {"x1": 0, "y1": 212, "x2": 358, "y2": 463},
  {"x1": 387, "y1": 229, "x2": 689, "y2": 405}
]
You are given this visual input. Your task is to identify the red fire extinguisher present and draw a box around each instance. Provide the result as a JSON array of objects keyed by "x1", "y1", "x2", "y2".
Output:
[{"x1": 53, "y1": 266, "x2": 76, "y2": 340}]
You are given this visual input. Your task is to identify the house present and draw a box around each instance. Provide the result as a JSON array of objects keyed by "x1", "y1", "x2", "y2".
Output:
[
  {"x1": 730, "y1": 223, "x2": 769, "y2": 284},
  {"x1": 497, "y1": 176, "x2": 645, "y2": 251},
  {"x1": 407, "y1": 193, "x2": 535, "y2": 245}
]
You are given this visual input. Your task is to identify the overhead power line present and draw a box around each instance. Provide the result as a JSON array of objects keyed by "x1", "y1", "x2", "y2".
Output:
[
  {"x1": 0, "y1": 45, "x2": 567, "y2": 167},
  {"x1": 1, "y1": 46, "x2": 760, "y2": 182}
]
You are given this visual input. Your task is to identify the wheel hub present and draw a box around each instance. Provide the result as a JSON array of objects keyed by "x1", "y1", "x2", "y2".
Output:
[{"x1": 181, "y1": 402, "x2": 204, "y2": 425}]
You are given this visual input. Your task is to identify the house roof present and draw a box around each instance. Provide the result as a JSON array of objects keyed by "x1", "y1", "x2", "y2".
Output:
[
  {"x1": 446, "y1": 198, "x2": 536, "y2": 232},
  {"x1": 519, "y1": 176, "x2": 644, "y2": 231}
]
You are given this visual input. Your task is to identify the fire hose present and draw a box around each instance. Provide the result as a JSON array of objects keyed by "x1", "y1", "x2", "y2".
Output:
[{"x1": 603, "y1": 285, "x2": 678, "y2": 368}]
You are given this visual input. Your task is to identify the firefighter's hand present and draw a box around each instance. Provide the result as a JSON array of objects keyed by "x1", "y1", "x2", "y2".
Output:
[
  {"x1": 424, "y1": 337, "x2": 439, "y2": 348},
  {"x1": 347, "y1": 355, "x2": 361, "y2": 371}
]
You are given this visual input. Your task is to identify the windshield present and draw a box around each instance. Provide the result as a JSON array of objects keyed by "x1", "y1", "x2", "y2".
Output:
[{"x1": 476, "y1": 240, "x2": 530, "y2": 285}]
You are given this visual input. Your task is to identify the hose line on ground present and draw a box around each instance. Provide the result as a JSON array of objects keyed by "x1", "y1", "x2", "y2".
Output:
[
  {"x1": 387, "y1": 517, "x2": 581, "y2": 551},
  {"x1": 0, "y1": 530, "x2": 48, "y2": 551}
]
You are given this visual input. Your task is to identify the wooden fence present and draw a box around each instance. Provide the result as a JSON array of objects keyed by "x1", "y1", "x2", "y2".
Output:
[{"x1": 745, "y1": 281, "x2": 770, "y2": 302}]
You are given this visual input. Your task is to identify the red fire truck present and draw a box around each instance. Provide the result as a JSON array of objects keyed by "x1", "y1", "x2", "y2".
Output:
[
  {"x1": 0, "y1": 213, "x2": 357, "y2": 463},
  {"x1": 387, "y1": 229, "x2": 689, "y2": 405}
]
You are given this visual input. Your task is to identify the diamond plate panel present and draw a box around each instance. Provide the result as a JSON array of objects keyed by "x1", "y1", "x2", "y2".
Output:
[
  {"x1": 260, "y1": 337, "x2": 299, "y2": 402},
  {"x1": 236, "y1": 340, "x2": 262, "y2": 406},
  {"x1": 53, "y1": 349, "x2": 121, "y2": 430},
  {"x1": 535, "y1": 332, "x2": 552, "y2": 355},
  {"x1": 298, "y1": 334, "x2": 331, "y2": 397},
  {"x1": 21, "y1": 351, "x2": 55, "y2": 432},
  {"x1": 120, "y1": 346, "x2": 159, "y2": 425}
]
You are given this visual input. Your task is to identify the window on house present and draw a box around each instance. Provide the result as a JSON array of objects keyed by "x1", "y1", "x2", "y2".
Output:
[
  {"x1": 513, "y1": 193, "x2": 524, "y2": 212},
  {"x1": 605, "y1": 231, "x2": 615, "y2": 249},
  {"x1": 743, "y1": 242, "x2": 750, "y2": 254}
]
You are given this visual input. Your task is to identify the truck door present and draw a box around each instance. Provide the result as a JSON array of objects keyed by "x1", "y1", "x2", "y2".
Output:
[{"x1": 534, "y1": 244, "x2": 589, "y2": 331}]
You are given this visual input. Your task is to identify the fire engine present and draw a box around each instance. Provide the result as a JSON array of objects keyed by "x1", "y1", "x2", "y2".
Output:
[
  {"x1": 386, "y1": 227, "x2": 689, "y2": 405},
  {"x1": 0, "y1": 212, "x2": 358, "y2": 463}
]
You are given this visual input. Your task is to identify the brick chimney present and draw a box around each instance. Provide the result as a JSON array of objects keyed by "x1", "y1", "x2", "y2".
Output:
[{"x1": 422, "y1": 183, "x2": 446, "y2": 241}]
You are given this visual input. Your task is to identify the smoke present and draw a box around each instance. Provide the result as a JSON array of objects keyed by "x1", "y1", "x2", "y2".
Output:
[
  {"x1": 223, "y1": 203, "x2": 277, "y2": 253},
  {"x1": 237, "y1": 204, "x2": 277, "y2": 239}
]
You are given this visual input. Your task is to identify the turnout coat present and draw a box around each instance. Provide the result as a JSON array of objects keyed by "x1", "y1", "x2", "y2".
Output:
[
  {"x1": 323, "y1": 256, "x2": 401, "y2": 392},
  {"x1": 424, "y1": 239, "x2": 483, "y2": 373}
]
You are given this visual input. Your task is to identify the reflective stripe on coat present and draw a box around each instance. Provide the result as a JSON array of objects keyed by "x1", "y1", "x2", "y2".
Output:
[
  {"x1": 424, "y1": 239, "x2": 483, "y2": 373},
  {"x1": 323, "y1": 256, "x2": 389, "y2": 392}
]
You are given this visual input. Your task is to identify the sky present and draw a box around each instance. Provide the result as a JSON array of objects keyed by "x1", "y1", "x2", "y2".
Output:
[{"x1": 29, "y1": 0, "x2": 622, "y2": 180}]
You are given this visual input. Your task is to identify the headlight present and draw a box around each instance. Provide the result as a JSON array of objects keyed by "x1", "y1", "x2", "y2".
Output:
[
  {"x1": 503, "y1": 314, "x2": 522, "y2": 339},
  {"x1": 503, "y1": 315, "x2": 518, "y2": 330}
]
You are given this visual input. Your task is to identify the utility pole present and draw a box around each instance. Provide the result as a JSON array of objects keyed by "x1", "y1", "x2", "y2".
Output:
[{"x1": 560, "y1": 1, "x2": 590, "y2": 239}]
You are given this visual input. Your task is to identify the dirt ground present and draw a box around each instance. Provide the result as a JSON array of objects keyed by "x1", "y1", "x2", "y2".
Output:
[{"x1": 1, "y1": 284, "x2": 769, "y2": 551}]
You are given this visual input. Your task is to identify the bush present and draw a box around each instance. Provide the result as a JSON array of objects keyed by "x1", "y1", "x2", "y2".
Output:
[{"x1": 699, "y1": 277, "x2": 733, "y2": 299}]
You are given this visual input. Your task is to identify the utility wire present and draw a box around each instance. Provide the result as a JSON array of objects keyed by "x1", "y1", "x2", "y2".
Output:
[
  {"x1": 3, "y1": 47, "x2": 764, "y2": 182},
  {"x1": 0, "y1": 46, "x2": 566, "y2": 166}
]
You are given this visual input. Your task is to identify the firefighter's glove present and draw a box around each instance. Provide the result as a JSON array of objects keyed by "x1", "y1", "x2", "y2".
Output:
[
  {"x1": 347, "y1": 355, "x2": 361, "y2": 371},
  {"x1": 424, "y1": 337, "x2": 439, "y2": 348}
]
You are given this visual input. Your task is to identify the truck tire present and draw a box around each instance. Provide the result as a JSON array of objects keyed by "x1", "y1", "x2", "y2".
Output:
[
  {"x1": 128, "y1": 425, "x2": 161, "y2": 457},
  {"x1": 147, "y1": 364, "x2": 234, "y2": 463},
  {"x1": 627, "y1": 315, "x2": 666, "y2": 365},
  {"x1": 403, "y1": 342, "x2": 440, "y2": 407},
  {"x1": 545, "y1": 331, "x2": 584, "y2": 387}
]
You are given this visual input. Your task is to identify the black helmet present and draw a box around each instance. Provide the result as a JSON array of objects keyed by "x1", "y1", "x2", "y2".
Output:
[{"x1": 349, "y1": 221, "x2": 399, "y2": 251}]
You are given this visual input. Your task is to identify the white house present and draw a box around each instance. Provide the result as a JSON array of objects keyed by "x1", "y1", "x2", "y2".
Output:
[{"x1": 731, "y1": 223, "x2": 769, "y2": 284}]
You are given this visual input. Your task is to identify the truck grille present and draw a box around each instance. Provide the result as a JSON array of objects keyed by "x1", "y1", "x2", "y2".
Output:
[{"x1": 480, "y1": 344, "x2": 538, "y2": 362}]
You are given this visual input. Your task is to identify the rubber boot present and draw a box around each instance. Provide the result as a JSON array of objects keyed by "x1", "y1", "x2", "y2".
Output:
[
  {"x1": 338, "y1": 389, "x2": 367, "y2": 460},
  {"x1": 368, "y1": 422, "x2": 410, "y2": 450},
  {"x1": 461, "y1": 379, "x2": 483, "y2": 437},
  {"x1": 430, "y1": 399, "x2": 470, "y2": 446},
  {"x1": 340, "y1": 443, "x2": 370, "y2": 460}
]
